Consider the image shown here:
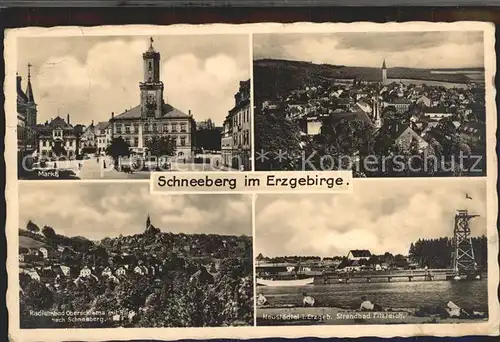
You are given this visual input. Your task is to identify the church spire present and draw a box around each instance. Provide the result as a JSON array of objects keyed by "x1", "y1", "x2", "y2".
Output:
[
  {"x1": 26, "y1": 63, "x2": 35, "y2": 103},
  {"x1": 146, "y1": 214, "x2": 151, "y2": 228},
  {"x1": 381, "y1": 58, "x2": 387, "y2": 85},
  {"x1": 147, "y1": 36, "x2": 155, "y2": 53}
]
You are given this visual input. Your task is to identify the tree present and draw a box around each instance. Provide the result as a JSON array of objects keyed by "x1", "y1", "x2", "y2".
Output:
[
  {"x1": 254, "y1": 109, "x2": 303, "y2": 171},
  {"x1": 42, "y1": 225, "x2": 56, "y2": 238},
  {"x1": 26, "y1": 220, "x2": 40, "y2": 233},
  {"x1": 106, "y1": 137, "x2": 131, "y2": 163},
  {"x1": 146, "y1": 136, "x2": 176, "y2": 157}
]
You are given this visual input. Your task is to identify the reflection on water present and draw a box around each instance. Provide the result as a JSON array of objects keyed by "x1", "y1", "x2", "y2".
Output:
[{"x1": 258, "y1": 279, "x2": 488, "y2": 311}]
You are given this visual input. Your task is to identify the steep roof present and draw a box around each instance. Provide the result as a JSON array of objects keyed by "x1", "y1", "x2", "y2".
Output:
[
  {"x1": 329, "y1": 110, "x2": 374, "y2": 128},
  {"x1": 113, "y1": 105, "x2": 142, "y2": 119},
  {"x1": 162, "y1": 103, "x2": 191, "y2": 118},
  {"x1": 26, "y1": 78, "x2": 35, "y2": 103},
  {"x1": 113, "y1": 103, "x2": 191, "y2": 120},
  {"x1": 96, "y1": 121, "x2": 111, "y2": 130},
  {"x1": 348, "y1": 249, "x2": 372, "y2": 258},
  {"x1": 48, "y1": 116, "x2": 72, "y2": 129}
]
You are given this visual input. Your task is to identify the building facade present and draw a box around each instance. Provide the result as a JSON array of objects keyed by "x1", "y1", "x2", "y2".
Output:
[
  {"x1": 37, "y1": 115, "x2": 77, "y2": 159},
  {"x1": 17, "y1": 65, "x2": 37, "y2": 152},
  {"x1": 110, "y1": 38, "x2": 196, "y2": 159},
  {"x1": 221, "y1": 79, "x2": 251, "y2": 170}
]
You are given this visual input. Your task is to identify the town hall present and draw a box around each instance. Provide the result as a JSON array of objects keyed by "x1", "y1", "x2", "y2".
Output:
[{"x1": 110, "y1": 37, "x2": 196, "y2": 159}]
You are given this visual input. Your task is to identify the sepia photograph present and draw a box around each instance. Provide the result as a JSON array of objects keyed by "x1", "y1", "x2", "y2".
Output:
[
  {"x1": 254, "y1": 179, "x2": 488, "y2": 326},
  {"x1": 17, "y1": 183, "x2": 253, "y2": 328},
  {"x1": 16, "y1": 33, "x2": 252, "y2": 180},
  {"x1": 253, "y1": 32, "x2": 487, "y2": 177}
]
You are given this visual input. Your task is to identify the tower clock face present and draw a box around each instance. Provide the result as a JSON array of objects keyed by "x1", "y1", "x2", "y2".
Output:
[{"x1": 147, "y1": 94, "x2": 156, "y2": 105}]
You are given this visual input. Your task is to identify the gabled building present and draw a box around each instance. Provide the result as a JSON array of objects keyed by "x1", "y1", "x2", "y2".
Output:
[
  {"x1": 416, "y1": 95, "x2": 431, "y2": 107},
  {"x1": 220, "y1": 79, "x2": 251, "y2": 170},
  {"x1": 80, "y1": 121, "x2": 97, "y2": 153},
  {"x1": 37, "y1": 114, "x2": 77, "y2": 159},
  {"x1": 387, "y1": 123, "x2": 430, "y2": 153},
  {"x1": 424, "y1": 107, "x2": 454, "y2": 121},
  {"x1": 386, "y1": 98, "x2": 412, "y2": 113},
  {"x1": 95, "y1": 121, "x2": 112, "y2": 154},
  {"x1": 346, "y1": 249, "x2": 372, "y2": 261}
]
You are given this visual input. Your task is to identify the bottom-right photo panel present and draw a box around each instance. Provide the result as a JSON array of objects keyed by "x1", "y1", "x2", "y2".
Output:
[{"x1": 254, "y1": 179, "x2": 488, "y2": 326}]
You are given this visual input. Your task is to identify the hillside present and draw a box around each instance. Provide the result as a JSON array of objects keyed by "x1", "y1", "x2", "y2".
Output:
[
  {"x1": 253, "y1": 58, "x2": 473, "y2": 101},
  {"x1": 19, "y1": 235, "x2": 47, "y2": 249}
]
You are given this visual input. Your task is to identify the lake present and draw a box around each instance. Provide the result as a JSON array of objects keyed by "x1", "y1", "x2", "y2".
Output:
[{"x1": 257, "y1": 279, "x2": 488, "y2": 311}]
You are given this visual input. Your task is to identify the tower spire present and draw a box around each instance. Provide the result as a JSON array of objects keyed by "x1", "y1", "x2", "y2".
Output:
[
  {"x1": 26, "y1": 63, "x2": 35, "y2": 103},
  {"x1": 148, "y1": 37, "x2": 155, "y2": 52},
  {"x1": 381, "y1": 58, "x2": 387, "y2": 85}
]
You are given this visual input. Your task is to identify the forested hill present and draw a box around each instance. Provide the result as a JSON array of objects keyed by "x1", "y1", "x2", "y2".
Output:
[{"x1": 253, "y1": 58, "x2": 474, "y2": 101}]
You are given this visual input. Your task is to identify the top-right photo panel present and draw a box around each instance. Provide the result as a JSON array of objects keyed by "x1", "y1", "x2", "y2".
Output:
[{"x1": 253, "y1": 31, "x2": 487, "y2": 177}]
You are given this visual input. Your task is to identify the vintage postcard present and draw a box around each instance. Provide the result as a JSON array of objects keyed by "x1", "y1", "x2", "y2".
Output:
[
  {"x1": 254, "y1": 31, "x2": 487, "y2": 177},
  {"x1": 17, "y1": 183, "x2": 253, "y2": 329},
  {"x1": 4, "y1": 22, "x2": 499, "y2": 341},
  {"x1": 15, "y1": 33, "x2": 252, "y2": 180},
  {"x1": 255, "y1": 179, "x2": 488, "y2": 326}
]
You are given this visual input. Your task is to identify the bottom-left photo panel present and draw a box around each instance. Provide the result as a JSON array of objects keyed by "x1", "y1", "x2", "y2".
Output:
[{"x1": 16, "y1": 182, "x2": 254, "y2": 328}]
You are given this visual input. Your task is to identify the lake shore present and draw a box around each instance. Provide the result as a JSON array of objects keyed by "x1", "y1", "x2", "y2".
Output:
[{"x1": 256, "y1": 306, "x2": 488, "y2": 325}]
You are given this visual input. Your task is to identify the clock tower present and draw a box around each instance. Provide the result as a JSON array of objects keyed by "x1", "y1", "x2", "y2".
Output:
[{"x1": 140, "y1": 37, "x2": 164, "y2": 119}]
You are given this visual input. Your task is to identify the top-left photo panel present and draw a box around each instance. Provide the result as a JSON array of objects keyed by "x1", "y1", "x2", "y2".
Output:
[{"x1": 15, "y1": 33, "x2": 252, "y2": 180}]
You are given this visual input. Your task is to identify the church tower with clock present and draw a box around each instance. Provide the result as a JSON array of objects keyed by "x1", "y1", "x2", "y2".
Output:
[{"x1": 140, "y1": 37, "x2": 164, "y2": 119}]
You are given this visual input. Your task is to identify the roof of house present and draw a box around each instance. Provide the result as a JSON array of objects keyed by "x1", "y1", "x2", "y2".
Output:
[
  {"x1": 113, "y1": 103, "x2": 191, "y2": 120},
  {"x1": 48, "y1": 116, "x2": 73, "y2": 129},
  {"x1": 459, "y1": 122, "x2": 486, "y2": 135},
  {"x1": 329, "y1": 110, "x2": 374, "y2": 128},
  {"x1": 389, "y1": 98, "x2": 412, "y2": 105},
  {"x1": 96, "y1": 121, "x2": 111, "y2": 130},
  {"x1": 348, "y1": 249, "x2": 372, "y2": 258},
  {"x1": 425, "y1": 107, "x2": 453, "y2": 114}
]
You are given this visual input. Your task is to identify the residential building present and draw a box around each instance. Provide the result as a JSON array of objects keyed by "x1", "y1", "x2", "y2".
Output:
[
  {"x1": 346, "y1": 249, "x2": 372, "y2": 261},
  {"x1": 79, "y1": 266, "x2": 92, "y2": 277},
  {"x1": 80, "y1": 121, "x2": 97, "y2": 153},
  {"x1": 389, "y1": 124, "x2": 430, "y2": 152},
  {"x1": 424, "y1": 107, "x2": 455, "y2": 121},
  {"x1": 221, "y1": 79, "x2": 251, "y2": 170},
  {"x1": 37, "y1": 114, "x2": 77, "y2": 159},
  {"x1": 386, "y1": 98, "x2": 412, "y2": 113},
  {"x1": 110, "y1": 38, "x2": 196, "y2": 159},
  {"x1": 416, "y1": 95, "x2": 431, "y2": 107},
  {"x1": 95, "y1": 121, "x2": 112, "y2": 154}
]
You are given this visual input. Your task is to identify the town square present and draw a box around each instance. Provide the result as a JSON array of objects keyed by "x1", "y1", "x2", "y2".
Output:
[{"x1": 17, "y1": 35, "x2": 252, "y2": 179}]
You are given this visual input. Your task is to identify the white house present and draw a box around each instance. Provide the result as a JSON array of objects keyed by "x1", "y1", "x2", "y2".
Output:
[
  {"x1": 346, "y1": 250, "x2": 372, "y2": 261},
  {"x1": 80, "y1": 266, "x2": 92, "y2": 277},
  {"x1": 116, "y1": 267, "x2": 127, "y2": 276},
  {"x1": 39, "y1": 247, "x2": 48, "y2": 259},
  {"x1": 134, "y1": 265, "x2": 148, "y2": 275},
  {"x1": 23, "y1": 268, "x2": 41, "y2": 281},
  {"x1": 424, "y1": 107, "x2": 454, "y2": 121},
  {"x1": 416, "y1": 95, "x2": 431, "y2": 107}
]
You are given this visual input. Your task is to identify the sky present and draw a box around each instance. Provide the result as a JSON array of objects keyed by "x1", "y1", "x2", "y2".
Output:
[
  {"x1": 17, "y1": 35, "x2": 250, "y2": 126},
  {"x1": 255, "y1": 179, "x2": 487, "y2": 258},
  {"x1": 253, "y1": 31, "x2": 484, "y2": 69},
  {"x1": 19, "y1": 183, "x2": 252, "y2": 240}
]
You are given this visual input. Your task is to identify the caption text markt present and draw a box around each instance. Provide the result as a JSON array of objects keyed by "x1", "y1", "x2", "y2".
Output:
[{"x1": 156, "y1": 174, "x2": 347, "y2": 191}]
